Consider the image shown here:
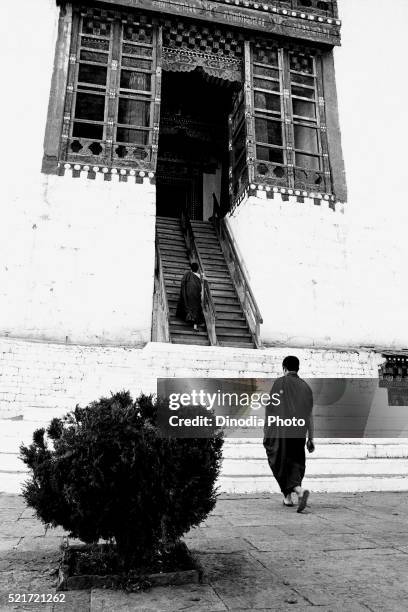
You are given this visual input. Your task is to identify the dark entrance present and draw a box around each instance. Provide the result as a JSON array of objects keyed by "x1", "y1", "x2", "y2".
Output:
[{"x1": 156, "y1": 69, "x2": 236, "y2": 219}]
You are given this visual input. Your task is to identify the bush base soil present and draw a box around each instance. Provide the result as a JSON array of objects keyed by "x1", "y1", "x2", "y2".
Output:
[{"x1": 57, "y1": 541, "x2": 202, "y2": 591}]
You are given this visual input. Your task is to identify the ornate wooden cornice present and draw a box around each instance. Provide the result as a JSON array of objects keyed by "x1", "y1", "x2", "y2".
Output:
[{"x1": 60, "y1": 0, "x2": 341, "y2": 46}]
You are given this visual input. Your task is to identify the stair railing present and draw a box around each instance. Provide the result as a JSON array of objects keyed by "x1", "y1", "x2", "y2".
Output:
[
  {"x1": 180, "y1": 209, "x2": 218, "y2": 346},
  {"x1": 152, "y1": 240, "x2": 171, "y2": 343},
  {"x1": 211, "y1": 194, "x2": 263, "y2": 348}
]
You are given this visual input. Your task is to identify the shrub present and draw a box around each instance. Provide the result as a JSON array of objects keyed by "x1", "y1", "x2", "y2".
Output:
[{"x1": 20, "y1": 392, "x2": 223, "y2": 568}]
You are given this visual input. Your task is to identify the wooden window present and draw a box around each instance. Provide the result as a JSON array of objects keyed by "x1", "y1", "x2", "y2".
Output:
[
  {"x1": 56, "y1": 6, "x2": 162, "y2": 173},
  {"x1": 228, "y1": 40, "x2": 334, "y2": 205}
]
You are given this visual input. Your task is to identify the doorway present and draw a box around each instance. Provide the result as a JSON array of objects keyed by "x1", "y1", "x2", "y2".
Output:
[{"x1": 156, "y1": 69, "x2": 236, "y2": 220}]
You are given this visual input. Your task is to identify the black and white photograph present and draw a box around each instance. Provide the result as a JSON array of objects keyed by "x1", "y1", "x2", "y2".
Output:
[{"x1": 1, "y1": 0, "x2": 408, "y2": 609}]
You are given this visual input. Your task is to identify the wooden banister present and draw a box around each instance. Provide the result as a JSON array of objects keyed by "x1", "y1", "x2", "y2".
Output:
[
  {"x1": 152, "y1": 241, "x2": 171, "y2": 343},
  {"x1": 180, "y1": 210, "x2": 218, "y2": 346},
  {"x1": 212, "y1": 194, "x2": 263, "y2": 348}
]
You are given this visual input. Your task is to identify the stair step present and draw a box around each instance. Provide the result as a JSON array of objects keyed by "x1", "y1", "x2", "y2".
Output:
[
  {"x1": 163, "y1": 273, "x2": 184, "y2": 281},
  {"x1": 210, "y1": 282, "x2": 235, "y2": 290},
  {"x1": 159, "y1": 244, "x2": 187, "y2": 252},
  {"x1": 213, "y1": 296, "x2": 241, "y2": 305},
  {"x1": 162, "y1": 257, "x2": 188, "y2": 265},
  {"x1": 194, "y1": 237, "x2": 219, "y2": 244},
  {"x1": 156, "y1": 218, "x2": 181, "y2": 225},
  {"x1": 166, "y1": 288, "x2": 182, "y2": 296},
  {"x1": 212, "y1": 289, "x2": 237, "y2": 297},
  {"x1": 156, "y1": 220, "x2": 181, "y2": 226},
  {"x1": 200, "y1": 254, "x2": 225, "y2": 261},
  {"x1": 171, "y1": 336, "x2": 210, "y2": 344},
  {"x1": 193, "y1": 233, "x2": 218, "y2": 240},
  {"x1": 157, "y1": 228, "x2": 182, "y2": 238},
  {"x1": 157, "y1": 235, "x2": 184, "y2": 241},
  {"x1": 217, "y1": 329, "x2": 253, "y2": 338},
  {"x1": 201, "y1": 264, "x2": 230, "y2": 271},
  {"x1": 162, "y1": 265, "x2": 190, "y2": 273},
  {"x1": 171, "y1": 328, "x2": 208, "y2": 337},
  {"x1": 164, "y1": 279, "x2": 185, "y2": 287},
  {"x1": 215, "y1": 322, "x2": 249, "y2": 330},
  {"x1": 216, "y1": 312, "x2": 246, "y2": 321},
  {"x1": 214, "y1": 304, "x2": 243, "y2": 313},
  {"x1": 170, "y1": 319, "x2": 197, "y2": 328}
]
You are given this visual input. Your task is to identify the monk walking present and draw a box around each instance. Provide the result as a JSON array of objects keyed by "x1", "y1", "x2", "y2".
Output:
[
  {"x1": 264, "y1": 356, "x2": 315, "y2": 513},
  {"x1": 176, "y1": 262, "x2": 204, "y2": 331}
]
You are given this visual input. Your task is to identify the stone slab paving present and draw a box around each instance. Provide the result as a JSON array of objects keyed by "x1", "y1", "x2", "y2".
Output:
[{"x1": 1, "y1": 492, "x2": 408, "y2": 611}]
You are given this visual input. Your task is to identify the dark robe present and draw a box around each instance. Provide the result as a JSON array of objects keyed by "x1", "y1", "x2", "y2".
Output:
[
  {"x1": 176, "y1": 271, "x2": 204, "y2": 325},
  {"x1": 263, "y1": 373, "x2": 313, "y2": 496}
]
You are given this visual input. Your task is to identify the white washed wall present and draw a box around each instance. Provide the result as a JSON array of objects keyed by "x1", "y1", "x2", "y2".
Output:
[
  {"x1": 228, "y1": 0, "x2": 408, "y2": 350},
  {"x1": 0, "y1": 1, "x2": 156, "y2": 346}
]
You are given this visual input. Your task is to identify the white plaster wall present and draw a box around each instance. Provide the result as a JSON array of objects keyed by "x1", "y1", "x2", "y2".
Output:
[
  {"x1": 228, "y1": 0, "x2": 408, "y2": 350},
  {"x1": 0, "y1": 0, "x2": 156, "y2": 346},
  {"x1": 228, "y1": 195, "x2": 352, "y2": 348}
]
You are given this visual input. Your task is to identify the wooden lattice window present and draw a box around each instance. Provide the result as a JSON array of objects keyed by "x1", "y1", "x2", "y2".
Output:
[
  {"x1": 58, "y1": 5, "x2": 162, "y2": 174},
  {"x1": 229, "y1": 39, "x2": 334, "y2": 206},
  {"x1": 252, "y1": 42, "x2": 331, "y2": 195}
]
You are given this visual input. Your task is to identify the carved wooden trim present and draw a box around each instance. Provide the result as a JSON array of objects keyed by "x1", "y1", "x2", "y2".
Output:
[
  {"x1": 84, "y1": 0, "x2": 341, "y2": 46},
  {"x1": 162, "y1": 48, "x2": 242, "y2": 83}
]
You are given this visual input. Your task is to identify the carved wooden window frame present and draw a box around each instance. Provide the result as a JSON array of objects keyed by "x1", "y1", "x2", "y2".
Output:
[
  {"x1": 42, "y1": 3, "x2": 162, "y2": 178},
  {"x1": 229, "y1": 38, "x2": 346, "y2": 207},
  {"x1": 249, "y1": 41, "x2": 331, "y2": 195}
]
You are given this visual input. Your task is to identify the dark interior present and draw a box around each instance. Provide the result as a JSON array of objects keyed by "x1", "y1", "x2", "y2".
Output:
[{"x1": 156, "y1": 69, "x2": 236, "y2": 219}]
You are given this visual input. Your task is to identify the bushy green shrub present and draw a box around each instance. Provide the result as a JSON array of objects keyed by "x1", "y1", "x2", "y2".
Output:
[{"x1": 20, "y1": 392, "x2": 223, "y2": 568}]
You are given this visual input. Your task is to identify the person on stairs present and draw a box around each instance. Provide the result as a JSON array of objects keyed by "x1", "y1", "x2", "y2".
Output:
[
  {"x1": 263, "y1": 355, "x2": 315, "y2": 513},
  {"x1": 176, "y1": 262, "x2": 204, "y2": 331}
]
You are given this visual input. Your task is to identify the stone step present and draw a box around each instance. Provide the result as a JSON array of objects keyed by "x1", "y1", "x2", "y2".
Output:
[
  {"x1": 222, "y1": 457, "x2": 408, "y2": 477},
  {"x1": 222, "y1": 440, "x2": 408, "y2": 460},
  {"x1": 218, "y1": 475, "x2": 408, "y2": 494}
]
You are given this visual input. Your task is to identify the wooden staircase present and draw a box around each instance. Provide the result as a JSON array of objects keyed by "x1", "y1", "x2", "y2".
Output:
[
  {"x1": 190, "y1": 220, "x2": 255, "y2": 348},
  {"x1": 155, "y1": 216, "x2": 256, "y2": 348},
  {"x1": 155, "y1": 217, "x2": 210, "y2": 346}
]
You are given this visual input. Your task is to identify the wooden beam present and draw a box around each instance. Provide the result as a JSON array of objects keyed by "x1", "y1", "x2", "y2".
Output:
[
  {"x1": 42, "y1": 4, "x2": 72, "y2": 174},
  {"x1": 88, "y1": 0, "x2": 341, "y2": 46}
]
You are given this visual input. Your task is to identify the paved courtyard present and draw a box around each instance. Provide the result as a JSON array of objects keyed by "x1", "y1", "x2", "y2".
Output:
[{"x1": 1, "y1": 491, "x2": 408, "y2": 611}]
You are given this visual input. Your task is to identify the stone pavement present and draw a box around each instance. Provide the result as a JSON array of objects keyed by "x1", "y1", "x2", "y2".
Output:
[{"x1": 1, "y1": 492, "x2": 408, "y2": 611}]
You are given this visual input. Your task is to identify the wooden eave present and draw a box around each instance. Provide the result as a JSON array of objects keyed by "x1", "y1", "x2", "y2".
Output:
[{"x1": 57, "y1": 0, "x2": 342, "y2": 47}]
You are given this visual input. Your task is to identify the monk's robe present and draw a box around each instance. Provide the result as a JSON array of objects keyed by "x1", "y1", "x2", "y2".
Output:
[
  {"x1": 176, "y1": 271, "x2": 204, "y2": 325},
  {"x1": 263, "y1": 373, "x2": 313, "y2": 496}
]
